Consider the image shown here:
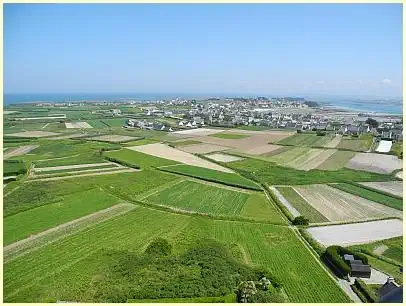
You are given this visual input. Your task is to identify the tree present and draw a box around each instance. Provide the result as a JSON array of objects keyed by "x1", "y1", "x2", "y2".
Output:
[
  {"x1": 292, "y1": 216, "x2": 309, "y2": 226},
  {"x1": 237, "y1": 281, "x2": 257, "y2": 303},
  {"x1": 144, "y1": 238, "x2": 172, "y2": 256},
  {"x1": 365, "y1": 118, "x2": 379, "y2": 128}
]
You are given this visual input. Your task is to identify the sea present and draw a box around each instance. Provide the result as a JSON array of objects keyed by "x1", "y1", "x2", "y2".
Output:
[{"x1": 3, "y1": 93, "x2": 403, "y2": 115}]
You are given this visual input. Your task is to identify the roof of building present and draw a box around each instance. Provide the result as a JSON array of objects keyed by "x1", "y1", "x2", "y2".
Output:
[
  {"x1": 343, "y1": 254, "x2": 355, "y2": 261},
  {"x1": 350, "y1": 264, "x2": 371, "y2": 272}
]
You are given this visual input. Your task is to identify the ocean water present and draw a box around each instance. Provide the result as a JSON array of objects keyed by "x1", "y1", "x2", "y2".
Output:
[{"x1": 4, "y1": 93, "x2": 403, "y2": 114}]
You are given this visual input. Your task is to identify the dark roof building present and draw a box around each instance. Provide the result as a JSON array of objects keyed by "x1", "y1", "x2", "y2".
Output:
[
  {"x1": 379, "y1": 278, "x2": 402, "y2": 303},
  {"x1": 349, "y1": 263, "x2": 371, "y2": 278}
]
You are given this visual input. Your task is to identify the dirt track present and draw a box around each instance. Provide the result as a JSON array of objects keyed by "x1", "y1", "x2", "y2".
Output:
[
  {"x1": 4, "y1": 145, "x2": 39, "y2": 159},
  {"x1": 34, "y1": 162, "x2": 114, "y2": 172},
  {"x1": 28, "y1": 168, "x2": 140, "y2": 182},
  {"x1": 6, "y1": 131, "x2": 60, "y2": 138}
]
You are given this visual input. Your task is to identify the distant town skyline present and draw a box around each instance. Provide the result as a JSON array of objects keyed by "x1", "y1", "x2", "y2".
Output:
[{"x1": 4, "y1": 3, "x2": 402, "y2": 98}]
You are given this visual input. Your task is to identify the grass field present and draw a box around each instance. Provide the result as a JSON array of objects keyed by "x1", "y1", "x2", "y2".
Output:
[
  {"x1": 4, "y1": 189, "x2": 120, "y2": 245},
  {"x1": 227, "y1": 157, "x2": 394, "y2": 186},
  {"x1": 362, "y1": 254, "x2": 403, "y2": 285},
  {"x1": 85, "y1": 120, "x2": 109, "y2": 129},
  {"x1": 146, "y1": 180, "x2": 285, "y2": 223},
  {"x1": 211, "y1": 133, "x2": 250, "y2": 139},
  {"x1": 337, "y1": 134, "x2": 373, "y2": 151},
  {"x1": 349, "y1": 236, "x2": 402, "y2": 264},
  {"x1": 34, "y1": 164, "x2": 119, "y2": 175},
  {"x1": 276, "y1": 133, "x2": 333, "y2": 147},
  {"x1": 316, "y1": 150, "x2": 356, "y2": 170},
  {"x1": 159, "y1": 164, "x2": 261, "y2": 190},
  {"x1": 4, "y1": 160, "x2": 27, "y2": 176},
  {"x1": 391, "y1": 141, "x2": 403, "y2": 158},
  {"x1": 276, "y1": 187, "x2": 328, "y2": 223},
  {"x1": 3, "y1": 207, "x2": 350, "y2": 303},
  {"x1": 100, "y1": 118, "x2": 127, "y2": 127},
  {"x1": 129, "y1": 293, "x2": 236, "y2": 303},
  {"x1": 329, "y1": 183, "x2": 402, "y2": 211}
]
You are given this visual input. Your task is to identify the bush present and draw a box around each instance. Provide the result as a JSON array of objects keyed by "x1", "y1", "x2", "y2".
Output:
[
  {"x1": 299, "y1": 229, "x2": 325, "y2": 256},
  {"x1": 353, "y1": 279, "x2": 378, "y2": 302},
  {"x1": 323, "y1": 246, "x2": 368, "y2": 278},
  {"x1": 103, "y1": 156, "x2": 140, "y2": 169},
  {"x1": 144, "y1": 238, "x2": 172, "y2": 256},
  {"x1": 292, "y1": 216, "x2": 309, "y2": 226},
  {"x1": 316, "y1": 131, "x2": 326, "y2": 136}
]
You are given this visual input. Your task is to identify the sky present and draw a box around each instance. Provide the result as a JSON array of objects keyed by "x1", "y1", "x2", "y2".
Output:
[{"x1": 4, "y1": 4, "x2": 403, "y2": 98}]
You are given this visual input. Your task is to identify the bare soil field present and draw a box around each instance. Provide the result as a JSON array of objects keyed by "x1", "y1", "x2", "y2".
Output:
[
  {"x1": 346, "y1": 153, "x2": 403, "y2": 174},
  {"x1": 128, "y1": 143, "x2": 234, "y2": 173},
  {"x1": 294, "y1": 184, "x2": 403, "y2": 222},
  {"x1": 294, "y1": 149, "x2": 337, "y2": 171},
  {"x1": 65, "y1": 122, "x2": 93, "y2": 129},
  {"x1": 192, "y1": 130, "x2": 292, "y2": 155},
  {"x1": 87, "y1": 134, "x2": 137, "y2": 143},
  {"x1": 171, "y1": 128, "x2": 225, "y2": 136},
  {"x1": 269, "y1": 186, "x2": 300, "y2": 217},
  {"x1": 5, "y1": 131, "x2": 60, "y2": 138},
  {"x1": 4, "y1": 145, "x2": 39, "y2": 159},
  {"x1": 205, "y1": 153, "x2": 245, "y2": 163},
  {"x1": 307, "y1": 219, "x2": 403, "y2": 246},
  {"x1": 360, "y1": 181, "x2": 403, "y2": 198},
  {"x1": 324, "y1": 135, "x2": 342, "y2": 148},
  {"x1": 179, "y1": 143, "x2": 233, "y2": 154}
]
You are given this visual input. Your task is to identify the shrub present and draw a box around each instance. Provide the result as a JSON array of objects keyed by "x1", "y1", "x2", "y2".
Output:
[
  {"x1": 316, "y1": 131, "x2": 326, "y2": 136},
  {"x1": 144, "y1": 238, "x2": 172, "y2": 256},
  {"x1": 292, "y1": 216, "x2": 309, "y2": 226},
  {"x1": 299, "y1": 229, "x2": 325, "y2": 256},
  {"x1": 353, "y1": 279, "x2": 378, "y2": 302},
  {"x1": 323, "y1": 246, "x2": 368, "y2": 278},
  {"x1": 103, "y1": 156, "x2": 140, "y2": 169}
]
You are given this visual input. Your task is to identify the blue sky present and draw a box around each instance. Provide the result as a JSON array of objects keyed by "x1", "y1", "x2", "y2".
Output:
[{"x1": 4, "y1": 4, "x2": 402, "y2": 97}]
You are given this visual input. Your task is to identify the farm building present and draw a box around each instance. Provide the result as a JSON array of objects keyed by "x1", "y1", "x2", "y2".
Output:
[{"x1": 343, "y1": 253, "x2": 371, "y2": 278}]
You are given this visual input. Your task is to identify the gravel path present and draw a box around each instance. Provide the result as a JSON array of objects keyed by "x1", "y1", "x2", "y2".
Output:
[
  {"x1": 28, "y1": 168, "x2": 140, "y2": 182},
  {"x1": 269, "y1": 186, "x2": 300, "y2": 217},
  {"x1": 4, "y1": 145, "x2": 39, "y2": 159},
  {"x1": 34, "y1": 162, "x2": 114, "y2": 172}
]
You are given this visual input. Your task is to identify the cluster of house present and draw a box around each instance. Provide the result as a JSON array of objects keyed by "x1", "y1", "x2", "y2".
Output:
[
  {"x1": 124, "y1": 119, "x2": 173, "y2": 132},
  {"x1": 344, "y1": 254, "x2": 371, "y2": 278}
]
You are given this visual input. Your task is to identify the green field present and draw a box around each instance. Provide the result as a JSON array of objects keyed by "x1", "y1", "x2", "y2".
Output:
[
  {"x1": 316, "y1": 150, "x2": 356, "y2": 170},
  {"x1": 337, "y1": 134, "x2": 373, "y2": 151},
  {"x1": 129, "y1": 293, "x2": 236, "y2": 303},
  {"x1": 4, "y1": 207, "x2": 350, "y2": 302},
  {"x1": 329, "y1": 183, "x2": 403, "y2": 211},
  {"x1": 104, "y1": 148, "x2": 177, "y2": 168},
  {"x1": 277, "y1": 133, "x2": 333, "y2": 147},
  {"x1": 4, "y1": 160, "x2": 27, "y2": 176},
  {"x1": 100, "y1": 118, "x2": 127, "y2": 127},
  {"x1": 349, "y1": 236, "x2": 402, "y2": 264},
  {"x1": 159, "y1": 164, "x2": 261, "y2": 190},
  {"x1": 276, "y1": 187, "x2": 328, "y2": 223},
  {"x1": 4, "y1": 189, "x2": 120, "y2": 245},
  {"x1": 145, "y1": 180, "x2": 285, "y2": 223},
  {"x1": 211, "y1": 133, "x2": 250, "y2": 139},
  {"x1": 85, "y1": 120, "x2": 109, "y2": 129},
  {"x1": 391, "y1": 141, "x2": 403, "y2": 158},
  {"x1": 361, "y1": 254, "x2": 403, "y2": 285},
  {"x1": 227, "y1": 157, "x2": 394, "y2": 185}
]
